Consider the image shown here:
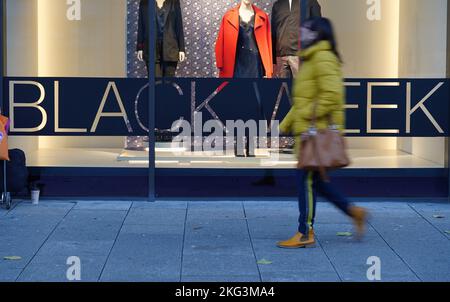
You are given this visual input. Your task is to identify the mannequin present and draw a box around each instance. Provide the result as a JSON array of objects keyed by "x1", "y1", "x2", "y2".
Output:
[
  {"x1": 215, "y1": 0, "x2": 273, "y2": 157},
  {"x1": 215, "y1": 0, "x2": 273, "y2": 78},
  {"x1": 271, "y1": 0, "x2": 321, "y2": 78},
  {"x1": 137, "y1": 0, "x2": 186, "y2": 77}
]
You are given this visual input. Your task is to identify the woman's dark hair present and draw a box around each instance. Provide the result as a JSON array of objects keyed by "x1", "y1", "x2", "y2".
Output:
[{"x1": 303, "y1": 17, "x2": 342, "y2": 62}]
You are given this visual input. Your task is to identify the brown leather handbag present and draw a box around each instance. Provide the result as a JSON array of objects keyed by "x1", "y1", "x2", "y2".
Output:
[{"x1": 297, "y1": 103, "x2": 350, "y2": 181}]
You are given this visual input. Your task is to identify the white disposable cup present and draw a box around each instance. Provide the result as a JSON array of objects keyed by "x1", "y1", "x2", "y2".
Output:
[{"x1": 31, "y1": 190, "x2": 40, "y2": 205}]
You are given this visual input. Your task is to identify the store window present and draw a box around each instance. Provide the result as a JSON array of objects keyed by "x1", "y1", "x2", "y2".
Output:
[
  {"x1": 4, "y1": 0, "x2": 149, "y2": 197},
  {"x1": 131, "y1": 0, "x2": 446, "y2": 171}
]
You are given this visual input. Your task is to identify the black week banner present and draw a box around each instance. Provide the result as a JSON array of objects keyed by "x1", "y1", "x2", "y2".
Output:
[{"x1": 3, "y1": 78, "x2": 449, "y2": 137}]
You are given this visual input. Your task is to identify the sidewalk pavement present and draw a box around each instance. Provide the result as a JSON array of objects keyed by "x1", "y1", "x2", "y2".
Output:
[{"x1": 0, "y1": 199, "x2": 449, "y2": 282}]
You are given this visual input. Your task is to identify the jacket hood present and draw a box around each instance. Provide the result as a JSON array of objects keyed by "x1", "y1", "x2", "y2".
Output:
[{"x1": 299, "y1": 40, "x2": 332, "y2": 59}]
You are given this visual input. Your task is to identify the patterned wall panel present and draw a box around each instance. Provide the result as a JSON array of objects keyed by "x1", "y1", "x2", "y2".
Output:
[{"x1": 127, "y1": 0, "x2": 276, "y2": 78}]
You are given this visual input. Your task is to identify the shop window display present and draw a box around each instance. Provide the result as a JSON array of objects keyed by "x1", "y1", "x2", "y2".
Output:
[
  {"x1": 4, "y1": 0, "x2": 447, "y2": 174},
  {"x1": 128, "y1": 0, "x2": 320, "y2": 79}
]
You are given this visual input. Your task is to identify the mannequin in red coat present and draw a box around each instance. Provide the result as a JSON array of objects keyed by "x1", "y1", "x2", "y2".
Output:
[{"x1": 215, "y1": 0, "x2": 273, "y2": 78}]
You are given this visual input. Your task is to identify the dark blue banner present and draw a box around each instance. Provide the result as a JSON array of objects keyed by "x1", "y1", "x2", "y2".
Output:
[{"x1": 2, "y1": 78, "x2": 449, "y2": 137}]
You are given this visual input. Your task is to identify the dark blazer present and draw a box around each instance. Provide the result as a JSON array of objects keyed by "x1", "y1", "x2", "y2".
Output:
[
  {"x1": 137, "y1": 0, "x2": 186, "y2": 62},
  {"x1": 271, "y1": 0, "x2": 322, "y2": 62},
  {"x1": 304, "y1": 0, "x2": 322, "y2": 19}
]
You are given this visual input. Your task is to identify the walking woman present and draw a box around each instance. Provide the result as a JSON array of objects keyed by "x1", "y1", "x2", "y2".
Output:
[{"x1": 278, "y1": 17, "x2": 368, "y2": 249}]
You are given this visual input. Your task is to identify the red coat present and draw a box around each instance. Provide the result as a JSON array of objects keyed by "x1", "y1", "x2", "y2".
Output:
[{"x1": 215, "y1": 5, "x2": 273, "y2": 78}]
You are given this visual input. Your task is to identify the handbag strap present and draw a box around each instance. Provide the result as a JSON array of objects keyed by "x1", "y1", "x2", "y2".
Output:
[
  {"x1": 310, "y1": 101, "x2": 335, "y2": 129},
  {"x1": 309, "y1": 101, "x2": 331, "y2": 182},
  {"x1": 310, "y1": 134, "x2": 330, "y2": 182}
]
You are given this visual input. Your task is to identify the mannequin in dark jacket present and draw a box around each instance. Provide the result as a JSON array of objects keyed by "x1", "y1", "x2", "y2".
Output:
[
  {"x1": 137, "y1": 0, "x2": 186, "y2": 77},
  {"x1": 271, "y1": 0, "x2": 321, "y2": 78},
  {"x1": 252, "y1": 0, "x2": 322, "y2": 187}
]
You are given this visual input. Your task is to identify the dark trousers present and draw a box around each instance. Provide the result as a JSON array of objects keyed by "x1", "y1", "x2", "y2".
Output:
[
  {"x1": 297, "y1": 169, "x2": 352, "y2": 235},
  {"x1": 145, "y1": 60, "x2": 178, "y2": 77}
]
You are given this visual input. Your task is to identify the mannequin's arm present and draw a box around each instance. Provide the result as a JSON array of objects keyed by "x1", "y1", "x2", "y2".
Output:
[
  {"x1": 137, "y1": 0, "x2": 146, "y2": 50},
  {"x1": 136, "y1": 0, "x2": 146, "y2": 61},
  {"x1": 175, "y1": 0, "x2": 186, "y2": 57}
]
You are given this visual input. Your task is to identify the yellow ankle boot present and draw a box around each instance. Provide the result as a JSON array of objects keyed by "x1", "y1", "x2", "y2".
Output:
[
  {"x1": 349, "y1": 206, "x2": 368, "y2": 239},
  {"x1": 277, "y1": 229, "x2": 315, "y2": 249}
]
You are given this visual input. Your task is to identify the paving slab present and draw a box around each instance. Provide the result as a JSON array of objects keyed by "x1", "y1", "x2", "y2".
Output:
[
  {"x1": 1, "y1": 200, "x2": 450, "y2": 282},
  {"x1": 182, "y1": 202, "x2": 259, "y2": 280},
  {"x1": 245, "y1": 203, "x2": 341, "y2": 282},
  {"x1": 187, "y1": 208, "x2": 245, "y2": 220},
  {"x1": 124, "y1": 208, "x2": 186, "y2": 226},
  {"x1": 50, "y1": 225, "x2": 121, "y2": 242},
  {"x1": 0, "y1": 202, "x2": 73, "y2": 278},
  {"x1": 0, "y1": 256, "x2": 34, "y2": 272},
  {"x1": 59, "y1": 209, "x2": 128, "y2": 226},
  {"x1": 17, "y1": 254, "x2": 106, "y2": 282},
  {"x1": 72, "y1": 201, "x2": 132, "y2": 211},
  {"x1": 182, "y1": 274, "x2": 261, "y2": 282},
  {"x1": 185, "y1": 219, "x2": 250, "y2": 241},
  {"x1": 244, "y1": 201, "x2": 306, "y2": 241},
  {"x1": 182, "y1": 252, "x2": 259, "y2": 279},
  {"x1": 262, "y1": 271, "x2": 341, "y2": 282},
  {"x1": 368, "y1": 205, "x2": 450, "y2": 281},
  {"x1": 0, "y1": 268, "x2": 22, "y2": 282},
  {"x1": 184, "y1": 236, "x2": 255, "y2": 256},
  {"x1": 243, "y1": 207, "x2": 298, "y2": 220},
  {"x1": 49, "y1": 209, "x2": 127, "y2": 242},
  {"x1": 0, "y1": 202, "x2": 74, "y2": 227},
  {"x1": 315, "y1": 223, "x2": 419, "y2": 282},
  {"x1": 243, "y1": 201, "x2": 298, "y2": 209},
  {"x1": 131, "y1": 201, "x2": 188, "y2": 210},
  {"x1": 120, "y1": 223, "x2": 185, "y2": 236},
  {"x1": 100, "y1": 233, "x2": 183, "y2": 282},
  {"x1": 185, "y1": 203, "x2": 248, "y2": 240},
  {"x1": 36, "y1": 239, "x2": 115, "y2": 257},
  {"x1": 12, "y1": 201, "x2": 75, "y2": 210},
  {"x1": 245, "y1": 217, "x2": 298, "y2": 240},
  {"x1": 251, "y1": 238, "x2": 341, "y2": 282},
  {"x1": 408, "y1": 203, "x2": 450, "y2": 238},
  {"x1": 101, "y1": 209, "x2": 186, "y2": 282}
]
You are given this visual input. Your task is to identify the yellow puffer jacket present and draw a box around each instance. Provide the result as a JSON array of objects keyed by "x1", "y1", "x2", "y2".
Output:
[{"x1": 279, "y1": 40, "x2": 345, "y2": 157}]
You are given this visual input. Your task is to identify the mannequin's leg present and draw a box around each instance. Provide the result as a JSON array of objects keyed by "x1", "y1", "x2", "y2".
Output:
[
  {"x1": 163, "y1": 62, "x2": 178, "y2": 77},
  {"x1": 155, "y1": 62, "x2": 163, "y2": 78}
]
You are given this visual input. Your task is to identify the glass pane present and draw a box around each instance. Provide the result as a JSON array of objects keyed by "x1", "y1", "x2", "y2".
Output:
[
  {"x1": 14, "y1": 1, "x2": 443, "y2": 197},
  {"x1": 126, "y1": 0, "x2": 448, "y2": 197},
  {"x1": 323, "y1": 0, "x2": 446, "y2": 170}
]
